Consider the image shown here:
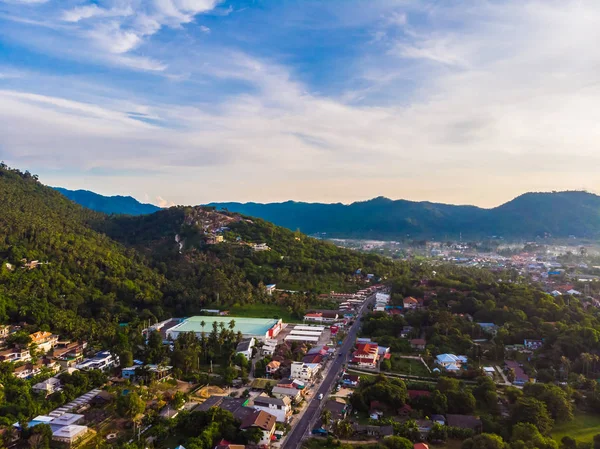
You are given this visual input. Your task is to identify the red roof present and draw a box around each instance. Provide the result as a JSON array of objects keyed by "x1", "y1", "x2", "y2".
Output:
[
  {"x1": 355, "y1": 343, "x2": 378, "y2": 356},
  {"x1": 408, "y1": 390, "x2": 431, "y2": 399}
]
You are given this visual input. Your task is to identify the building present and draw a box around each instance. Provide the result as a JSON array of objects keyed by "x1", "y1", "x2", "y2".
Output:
[
  {"x1": 303, "y1": 311, "x2": 339, "y2": 323},
  {"x1": 240, "y1": 410, "x2": 276, "y2": 446},
  {"x1": 410, "y1": 339, "x2": 426, "y2": 351},
  {"x1": 266, "y1": 361, "x2": 280, "y2": 375},
  {"x1": 13, "y1": 359, "x2": 58, "y2": 379},
  {"x1": 505, "y1": 360, "x2": 530, "y2": 386},
  {"x1": 121, "y1": 364, "x2": 172, "y2": 382},
  {"x1": 32, "y1": 377, "x2": 62, "y2": 396},
  {"x1": 324, "y1": 399, "x2": 348, "y2": 421},
  {"x1": 351, "y1": 343, "x2": 380, "y2": 369},
  {"x1": 524, "y1": 339, "x2": 543, "y2": 351},
  {"x1": 52, "y1": 341, "x2": 87, "y2": 368},
  {"x1": 342, "y1": 374, "x2": 360, "y2": 388},
  {"x1": 253, "y1": 394, "x2": 292, "y2": 423},
  {"x1": 290, "y1": 362, "x2": 320, "y2": 382},
  {"x1": 403, "y1": 297, "x2": 420, "y2": 310},
  {"x1": 76, "y1": 351, "x2": 119, "y2": 371},
  {"x1": 0, "y1": 325, "x2": 9, "y2": 344},
  {"x1": 476, "y1": 323, "x2": 498, "y2": 336},
  {"x1": 251, "y1": 243, "x2": 271, "y2": 252},
  {"x1": 271, "y1": 386, "x2": 302, "y2": 403},
  {"x1": 435, "y1": 354, "x2": 467, "y2": 372},
  {"x1": 446, "y1": 414, "x2": 483, "y2": 433},
  {"x1": 0, "y1": 347, "x2": 31, "y2": 363},
  {"x1": 262, "y1": 339, "x2": 278, "y2": 356},
  {"x1": 29, "y1": 331, "x2": 58, "y2": 354},
  {"x1": 166, "y1": 316, "x2": 283, "y2": 341},
  {"x1": 236, "y1": 338, "x2": 255, "y2": 360},
  {"x1": 265, "y1": 284, "x2": 277, "y2": 295},
  {"x1": 28, "y1": 413, "x2": 88, "y2": 445},
  {"x1": 215, "y1": 439, "x2": 245, "y2": 449}
]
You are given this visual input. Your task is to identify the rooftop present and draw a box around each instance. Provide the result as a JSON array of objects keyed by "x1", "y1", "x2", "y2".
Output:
[
  {"x1": 240, "y1": 410, "x2": 276, "y2": 432},
  {"x1": 168, "y1": 316, "x2": 280, "y2": 337}
]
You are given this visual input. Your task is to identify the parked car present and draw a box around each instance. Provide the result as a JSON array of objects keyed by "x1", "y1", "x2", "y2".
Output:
[{"x1": 317, "y1": 393, "x2": 323, "y2": 400}]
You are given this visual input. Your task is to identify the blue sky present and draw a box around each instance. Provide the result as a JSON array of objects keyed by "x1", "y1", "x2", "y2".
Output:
[{"x1": 1, "y1": 0, "x2": 599, "y2": 207}]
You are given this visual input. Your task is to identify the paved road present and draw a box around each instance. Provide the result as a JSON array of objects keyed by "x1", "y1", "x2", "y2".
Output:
[{"x1": 282, "y1": 292, "x2": 377, "y2": 449}]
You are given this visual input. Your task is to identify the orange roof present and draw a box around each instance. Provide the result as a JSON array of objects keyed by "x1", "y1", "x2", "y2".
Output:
[
  {"x1": 414, "y1": 444, "x2": 430, "y2": 449},
  {"x1": 267, "y1": 361, "x2": 281, "y2": 369},
  {"x1": 29, "y1": 331, "x2": 53, "y2": 344},
  {"x1": 404, "y1": 297, "x2": 419, "y2": 304},
  {"x1": 305, "y1": 313, "x2": 322, "y2": 318}
]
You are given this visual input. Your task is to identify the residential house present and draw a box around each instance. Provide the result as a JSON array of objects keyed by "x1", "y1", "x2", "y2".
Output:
[
  {"x1": 410, "y1": 339, "x2": 426, "y2": 351},
  {"x1": 505, "y1": 360, "x2": 530, "y2": 386},
  {"x1": 266, "y1": 361, "x2": 281, "y2": 375},
  {"x1": 414, "y1": 444, "x2": 430, "y2": 449},
  {"x1": 403, "y1": 297, "x2": 420, "y2": 310},
  {"x1": 431, "y1": 414, "x2": 446, "y2": 426},
  {"x1": 52, "y1": 341, "x2": 87, "y2": 368},
  {"x1": 236, "y1": 338, "x2": 255, "y2": 361},
  {"x1": 476, "y1": 323, "x2": 498, "y2": 336},
  {"x1": 342, "y1": 374, "x2": 360, "y2": 388},
  {"x1": 262, "y1": 340, "x2": 278, "y2": 357},
  {"x1": 524, "y1": 339, "x2": 543, "y2": 351},
  {"x1": 32, "y1": 377, "x2": 62, "y2": 396},
  {"x1": 76, "y1": 351, "x2": 119, "y2": 371},
  {"x1": 251, "y1": 243, "x2": 271, "y2": 252},
  {"x1": 13, "y1": 359, "x2": 58, "y2": 379},
  {"x1": 397, "y1": 404, "x2": 412, "y2": 418},
  {"x1": 352, "y1": 424, "x2": 394, "y2": 438},
  {"x1": 435, "y1": 354, "x2": 467, "y2": 372},
  {"x1": 400, "y1": 326, "x2": 413, "y2": 338},
  {"x1": 215, "y1": 439, "x2": 245, "y2": 449},
  {"x1": 29, "y1": 331, "x2": 58, "y2": 354},
  {"x1": 240, "y1": 410, "x2": 276, "y2": 446},
  {"x1": 271, "y1": 386, "x2": 302, "y2": 403},
  {"x1": 253, "y1": 394, "x2": 292, "y2": 423},
  {"x1": 446, "y1": 414, "x2": 483, "y2": 433},
  {"x1": 0, "y1": 347, "x2": 31, "y2": 363},
  {"x1": 416, "y1": 419, "x2": 433, "y2": 435},
  {"x1": 324, "y1": 399, "x2": 348, "y2": 421},
  {"x1": 290, "y1": 362, "x2": 320, "y2": 382},
  {"x1": 265, "y1": 284, "x2": 277, "y2": 295},
  {"x1": 0, "y1": 325, "x2": 9, "y2": 345},
  {"x1": 51, "y1": 425, "x2": 89, "y2": 445}
]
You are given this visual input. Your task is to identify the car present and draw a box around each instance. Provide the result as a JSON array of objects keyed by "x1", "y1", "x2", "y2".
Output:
[
  {"x1": 317, "y1": 393, "x2": 323, "y2": 400},
  {"x1": 338, "y1": 352, "x2": 343, "y2": 357}
]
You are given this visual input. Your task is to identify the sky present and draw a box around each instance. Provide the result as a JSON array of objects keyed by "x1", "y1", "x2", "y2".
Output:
[{"x1": 1, "y1": 0, "x2": 599, "y2": 208}]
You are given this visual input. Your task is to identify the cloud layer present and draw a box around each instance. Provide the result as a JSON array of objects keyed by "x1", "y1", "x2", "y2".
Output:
[{"x1": 0, "y1": 0, "x2": 599, "y2": 207}]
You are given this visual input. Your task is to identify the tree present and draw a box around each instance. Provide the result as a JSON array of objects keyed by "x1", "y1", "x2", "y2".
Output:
[
  {"x1": 461, "y1": 433, "x2": 506, "y2": 449},
  {"x1": 117, "y1": 391, "x2": 146, "y2": 420},
  {"x1": 381, "y1": 358, "x2": 392, "y2": 371},
  {"x1": 332, "y1": 420, "x2": 353, "y2": 439},
  {"x1": 383, "y1": 436, "x2": 413, "y2": 449},
  {"x1": 120, "y1": 350, "x2": 134, "y2": 368},
  {"x1": 511, "y1": 423, "x2": 557, "y2": 449},
  {"x1": 172, "y1": 391, "x2": 186, "y2": 409},
  {"x1": 320, "y1": 409, "x2": 332, "y2": 427},
  {"x1": 510, "y1": 397, "x2": 554, "y2": 435},
  {"x1": 429, "y1": 422, "x2": 448, "y2": 442}
]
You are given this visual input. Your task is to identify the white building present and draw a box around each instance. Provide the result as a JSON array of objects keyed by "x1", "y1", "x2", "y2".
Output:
[
  {"x1": 76, "y1": 351, "x2": 119, "y2": 371},
  {"x1": 262, "y1": 339, "x2": 278, "y2": 356},
  {"x1": 253, "y1": 394, "x2": 292, "y2": 423},
  {"x1": 32, "y1": 377, "x2": 62, "y2": 396},
  {"x1": 235, "y1": 338, "x2": 255, "y2": 360},
  {"x1": 290, "y1": 362, "x2": 320, "y2": 382},
  {"x1": 436, "y1": 354, "x2": 467, "y2": 372}
]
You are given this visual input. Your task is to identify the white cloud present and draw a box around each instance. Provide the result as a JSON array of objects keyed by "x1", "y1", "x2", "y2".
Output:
[
  {"x1": 155, "y1": 196, "x2": 174, "y2": 207},
  {"x1": 199, "y1": 25, "x2": 210, "y2": 33}
]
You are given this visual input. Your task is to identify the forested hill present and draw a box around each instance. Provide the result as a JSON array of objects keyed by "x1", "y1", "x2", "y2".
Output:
[
  {"x1": 55, "y1": 187, "x2": 161, "y2": 215},
  {"x1": 210, "y1": 191, "x2": 600, "y2": 239},
  {"x1": 0, "y1": 166, "x2": 400, "y2": 340}
]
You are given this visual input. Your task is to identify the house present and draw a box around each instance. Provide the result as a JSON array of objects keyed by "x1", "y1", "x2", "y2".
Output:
[
  {"x1": 400, "y1": 326, "x2": 413, "y2": 338},
  {"x1": 505, "y1": 360, "x2": 529, "y2": 386},
  {"x1": 277, "y1": 378, "x2": 305, "y2": 390},
  {"x1": 29, "y1": 331, "x2": 58, "y2": 354},
  {"x1": 324, "y1": 399, "x2": 348, "y2": 421},
  {"x1": 236, "y1": 338, "x2": 255, "y2": 361},
  {"x1": 403, "y1": 297, "x2": 419, "y2": 310},
  {"x1": 0, "y1": 325, "x2": 9, "y2": 344},
  {"x1": 240, "y1": 410, "x2": 276, "y2": 446},
  {"x1": 416, "y1": 419, "x2": 433, "y2": 435},
  {"x1": 290, "y1": 362, "x2": 320, "y2": 382},
  {"x1": 524, "y1": 339, "x2": 543, "y2": 351},
  {"x1": 262, "y1": 340, "x2": 278, "y2": 356},
  {"x1": 302, "y1": 354, "x2": 323, "y2": 364},
  {"x1": 410, "y1": 339, "x2": 426, "y2": 351},
  {"x1": 265, "y1": 284, "x2": 277, "y2": 295},
  {"x1": 251, "y1": 243, "x2": 271, "y2": 252},
  {"x1": 446, "y1": 414, "x2": 483, "y2": 433},
  {"x1": 414, "y1": 444, "x2": 430, "y2": 449},
  {"x1": 352, "y1": 424, "x2": 394, "y2": 438},
  {"x1": 342, "y1": 374, "x2": 360, "y2": 388},
  {"x1": 476, "y1": 323, "x2": 498, "y2": 336},
  {"x1": 271, "y1": 386, "x2": 302, "y2": 403},
  {"x1": 435, "y1": 354, "x2": 467, "y2": 372},
  {"x1": 351, "y1": 343, "x2": 379, "y2": 369},
  {"x1": 32, "y1": 377, "x2": 62, "y2": 396},
  {"x1": 431, "y1": 414, "x2": 446, "y2": 426},
  {"x1": 0, "y1": 347, "x2": 31, "y2": 363},
  {"x1": 76, "y1": 351, "x2": 119, "y2": 371},
  {"x1": 407, "y1": 390, "x2": 431, "y2": 400},
  {"x1": 13, "y1": 363, "x2": 41, "y2": 379},
  {"x1": 252, "y1": 394, "x2": 292, "y2": 423},
  {"x1": 397, "y1": 404, "x2": 412, "y2": 418},
  {"x1": 266, "y1": 361, "x2": 281, "y2": 375},
  {"x1": 53, "y1": 341, "x2": 87, "y2": 368},
  {"x1": 304, "y1": 311, "x2": 339, "y2": 323},
  {"x1": 215, "y1": 439, "x2": 245, "y2": 449},
  {"x1": 51, "y1": 425, "x2": 89, "y2": 445}
]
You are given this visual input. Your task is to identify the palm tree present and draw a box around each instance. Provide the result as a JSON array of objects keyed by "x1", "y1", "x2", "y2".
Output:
[
  {"x1": 320, "y1": 409, "x2": 332, "y2": 428},
  {"x1": 333, "y1": 420, "x2": 353, "y2": 439},
  {"x1": 229, "y1": 319, "x2": 236, "y2": 331}
]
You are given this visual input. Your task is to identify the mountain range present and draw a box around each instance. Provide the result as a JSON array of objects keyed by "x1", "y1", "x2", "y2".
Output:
[
  {"x1": 55, "y1": 186, "x2": 600, "y2": 240},
  {"x1": 54, "y1": 187, "x2": 161, "y2": 215}
]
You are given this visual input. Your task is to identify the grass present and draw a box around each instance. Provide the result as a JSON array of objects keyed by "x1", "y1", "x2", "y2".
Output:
[
  {"x1": 389, "y1": 355, "x2": 431, "y2": 377},
  {"x1": 228, "y1": 303, "x2": 303, "y2": 323},
  {"x1": 552, "y1": 411, "x2": 600, "y2": 443}
]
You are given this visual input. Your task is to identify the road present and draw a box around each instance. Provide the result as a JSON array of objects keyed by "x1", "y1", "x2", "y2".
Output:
[{"x1": 282, "y1": 292, "x2": 378, "y2": 449}]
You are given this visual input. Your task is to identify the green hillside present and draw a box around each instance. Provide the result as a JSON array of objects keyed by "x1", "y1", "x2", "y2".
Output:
[{"x1": 0, "y1": 165, "x2": 400, "y2": 338}]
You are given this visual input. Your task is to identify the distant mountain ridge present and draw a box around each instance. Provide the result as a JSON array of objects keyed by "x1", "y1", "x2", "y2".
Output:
[
  {"x1": 210, "y1": 191, "x2": 600, "y2": 239},
  {"x1": 55, "y1": 187, "x2": 161, "y2": 215}
]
